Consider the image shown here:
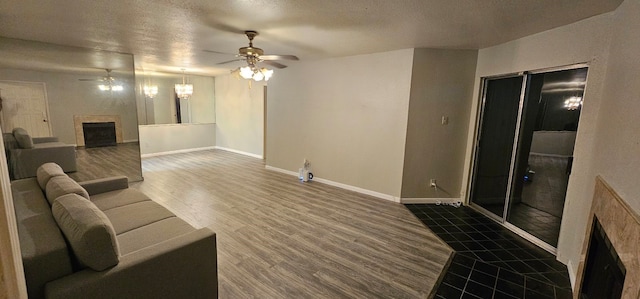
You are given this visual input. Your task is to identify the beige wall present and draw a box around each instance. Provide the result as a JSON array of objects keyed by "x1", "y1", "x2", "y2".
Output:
[
  {"x1": 136, "y1": 73, "x2": 216, "y2": 125},
  {"x1": 0, "y1": 69, "x2": 139, "y2": 144},
  {"x1": 214, "y1": 75, "x2": 265, "y2": 157},
  {"x1": 136, "y1": 73, "x2": 217, "y2": 156},
  {"x1": 267, "y1": 49, "x2": 414, "y2": 198},
  {"x1": 138, "y1": 123, "x2": 216, "y2": 156},
  {"x1": 464, "y1": 8, "x2": 633, "y2": 281},
  {"x1": 401, "y1": 49, "x2": 478, "y2": 199}
]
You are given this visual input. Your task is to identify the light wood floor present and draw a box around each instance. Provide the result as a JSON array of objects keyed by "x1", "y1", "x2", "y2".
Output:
[
  {"x1": 132, "y1": 149, "x2": 452, "y2": 298},
  {"x1": 68, "y1": 142, "x2": 143, "y2": 182}
]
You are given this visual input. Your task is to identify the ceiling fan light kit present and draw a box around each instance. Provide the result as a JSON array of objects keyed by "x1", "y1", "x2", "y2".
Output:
[
  {"x1": 239, "y1": 66, "x2": 273, "y2": 81},
  {"x1": 99, "y1": 84, "x2": 123, "y2": 91},
  {"x1": 214, "y1": 30, "x2": 298, "y2": 83},
  {"x1": 80, "y1": 69, "x2": 124, "y2": 92}
]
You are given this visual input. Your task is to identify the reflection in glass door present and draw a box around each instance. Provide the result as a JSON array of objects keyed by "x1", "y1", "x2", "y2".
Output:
[
  {"x1": 469, "y1": 75, "x2": 525, "y2": 218},
  {"x1": 470, "y1": 67, "x2": 588, "y2": 249}
]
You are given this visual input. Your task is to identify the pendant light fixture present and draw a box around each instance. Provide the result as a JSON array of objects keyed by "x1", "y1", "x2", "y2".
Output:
[
  {"x1": 143, "y1": 85, "x2": 158, "y2": 98},
  {"x1": 143, "y1": 71, "x2": 158, "y2": 99},
  {"x1": 175, "y1": 69, "x2": 193, "y2": 100}
]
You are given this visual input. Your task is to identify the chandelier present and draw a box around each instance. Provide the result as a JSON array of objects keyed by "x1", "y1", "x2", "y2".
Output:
[
  {"x1": 175, "y1": 69, "x2": 193, "y2": 100},
  {"x1": 143, "y1": 85, "x2": 158, "y2": 99},
  {"x1": 564, "y1": 96, "x2": 583, "y2": 110}
]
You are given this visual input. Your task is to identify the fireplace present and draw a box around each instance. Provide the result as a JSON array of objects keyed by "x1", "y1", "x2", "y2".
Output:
[
  {"x1": 82, "y1": 122, "x2": 116, "y2": 148},
  {"x1": 575, "y1": 177, "x2": 640, "y2": 299},
  {"x1": 73, "y1": 115, "x2": 123, "y2": 146},
  {"x1": 580, "y1": 218, "x2": 626, "y2": 299}
]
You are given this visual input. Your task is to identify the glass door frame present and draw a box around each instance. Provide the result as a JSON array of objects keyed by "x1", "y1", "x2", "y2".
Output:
[
  {"x1": 467, "y1": 72, "x2": 528, "y2": 223},
  {"x1": 466, "y1": 63, "x2": 590, "y2": 254}
]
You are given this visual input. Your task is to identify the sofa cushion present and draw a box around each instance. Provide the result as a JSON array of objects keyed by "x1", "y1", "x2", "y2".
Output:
[
  {"x1": 102, "y1": 201, "x2": 175, "y2": 234},
  {"x1": 52, "y1": 194, "x2": 120, "y2": 271},
  {"x1": 37, "y1": 163, "x2": 67, "y2": 190},
  {"x1": 13, "y1": 127, "x2": 34, "y2": 149},
  {"x1": 116, "y1": 217, "x2": 195, "y2": 255},
  {"x1": 90, "y1": 188, "x2": 151, "y2": 211},
  {"x1": 45, "y1": 176, "x2": 89, "y2": 205}
]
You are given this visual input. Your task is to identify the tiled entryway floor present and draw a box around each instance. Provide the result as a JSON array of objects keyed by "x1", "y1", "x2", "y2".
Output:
[{"x1": 405, "y1": 204, "x2": 573, "y2": 299}]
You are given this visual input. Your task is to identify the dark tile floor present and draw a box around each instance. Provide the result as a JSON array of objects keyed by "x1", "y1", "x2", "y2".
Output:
[
  {"x1": 405, "y1": 204, "x2": 572, "y2": 299},
  {"x1": 508, "y1": 203, "x2": 561, "y2": 247}
]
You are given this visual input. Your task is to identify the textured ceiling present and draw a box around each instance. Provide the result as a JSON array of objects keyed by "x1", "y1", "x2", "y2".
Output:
[{"x1": 0, "y1": 0, "x2": 623, "y2": 76}]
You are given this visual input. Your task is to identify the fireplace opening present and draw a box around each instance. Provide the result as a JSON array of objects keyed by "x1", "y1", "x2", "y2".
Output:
[
  {"x1": 580, "y1": 217, "x2": 626, "y2": 299},
  {"x1": 82, "y1": 122, "x2": 117, "y2": 148}
]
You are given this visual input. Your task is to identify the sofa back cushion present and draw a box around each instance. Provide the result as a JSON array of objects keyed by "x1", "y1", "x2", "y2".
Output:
[
  {"x1": 52, "y1": 194, "x2": 120, "y2": 271},
  {"x1": 3, "y1": 133, "x2": 18, "y2": 151},
  {"x1": 37, "y1": 163, "x2": 67, "y2": 190},
  {"x1": 45, "y1": 176, "x2": 89, "y2": 205},
  {"x1": 11, "y1": 178, "x2": 74, "y2": 299},
  {"x1": 12, "y1": 127, "x2": 34, "y2": 149}
]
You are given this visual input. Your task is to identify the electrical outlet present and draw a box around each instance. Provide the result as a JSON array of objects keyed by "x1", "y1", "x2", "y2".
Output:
[{"x1": 430, "y1": 179, "x2": 437, "y2": 188}]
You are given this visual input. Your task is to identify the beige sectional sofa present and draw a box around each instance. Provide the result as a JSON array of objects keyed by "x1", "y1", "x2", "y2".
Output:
[
  {"x1": 12, "y1": 163, "x2": 218, "y2": 299},
  {"x1": 3, "y1": 128, "x2": 77, "y2": 179}
]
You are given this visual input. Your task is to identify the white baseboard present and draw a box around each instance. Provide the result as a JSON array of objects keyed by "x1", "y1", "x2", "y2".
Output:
[
  {"x1": 265, "y1": 165, "x2": 298, "y2": 176},
  {"x1": 214, "y1": 146, "x2": 263, "y2": 159},
  {"x1": 567, "y1": 259, "x2": 576, "y2": 290},
  {"x1": 400, "y1": 198, "x2": 462, "y2": 204},
  {"x1": 141, "y1": 146, "x2": 216, "y2": 158},
  {"x1": 264, "y1": 165, "x2": 400, "y2": 203}
]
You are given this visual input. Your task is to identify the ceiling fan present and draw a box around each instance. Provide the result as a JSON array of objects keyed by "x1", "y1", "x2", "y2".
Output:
[
  {"x1": 78, "y1": 69, "x2": 116, "y2": 82},
  {"x1": 206, "y1": 30, "x2": 299, "y2": 69},
  {"x1": 79, "y1": 69, "x2": 123, "y2": 91}
]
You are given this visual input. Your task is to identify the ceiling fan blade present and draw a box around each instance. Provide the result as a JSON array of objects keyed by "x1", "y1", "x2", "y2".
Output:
[
  {"x1": 203, "y1": 49, "x2": 236, "y2": 55},
  {"x1": 260, "y1": 54, "x2": 299, "y2": 61},
  {"x1": 217, "y1": 58, "x2": 244, "y2": 65},
  {"x1": 261, "y1": 60, "x2": 288, "y2": 69},
  {"x1": 78, "y1": 78, "x2": 104, "y2": 82}
]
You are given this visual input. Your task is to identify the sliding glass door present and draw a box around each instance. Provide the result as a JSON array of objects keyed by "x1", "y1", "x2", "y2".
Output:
[
  {"x1": 469, "y1": 75, "x2": 525, "y2": 218},
  {"x1": 470, "y1": 67, "x2": 587, "y2": 249}
]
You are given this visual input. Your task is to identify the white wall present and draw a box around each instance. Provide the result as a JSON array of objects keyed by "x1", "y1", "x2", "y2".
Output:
[
  {"x1": 267, "y1": 49, "x2": 414, "y2": 198},
  {"x1": 591, "y1": 0, "x2": 640, "y2": 212},
  {"x1": 0, "y1": 69, "x2": 139, "y2": 144},
  {"x1": 138, "y1": 123, "x2": 216, "y2": 156},
  {"x1": 557, "y1": 0, "x2": 640, "y2": 282},
  {"x1": 214, "y1": 74, "x2": 265, "y2": 157},
  {"x1": 457, "y1": 0, "x2": 640, "y2": 284},
  {"x1": 401, "y1": 49, "x2": 478, "y2": 199}
]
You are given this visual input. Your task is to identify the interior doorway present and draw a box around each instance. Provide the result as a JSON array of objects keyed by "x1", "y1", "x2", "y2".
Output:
[
  {"x1": 0, "y1": 81, "x2": 52, "y2": 136},
  {"x1": 469, "y1": 66, "x2": 588, "y2": 250}
]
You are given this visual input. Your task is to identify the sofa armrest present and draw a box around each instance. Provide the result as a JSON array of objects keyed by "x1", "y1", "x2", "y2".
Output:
[
  {"x1": 33, "y1": 136, "x2": 60, "y2": 143},
  {"x1": 45, "y1": 228, "x2": 218, "y2": 299},
  {"x1": 79, "y1": 176, "x2": 129, "y2": 195}
]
